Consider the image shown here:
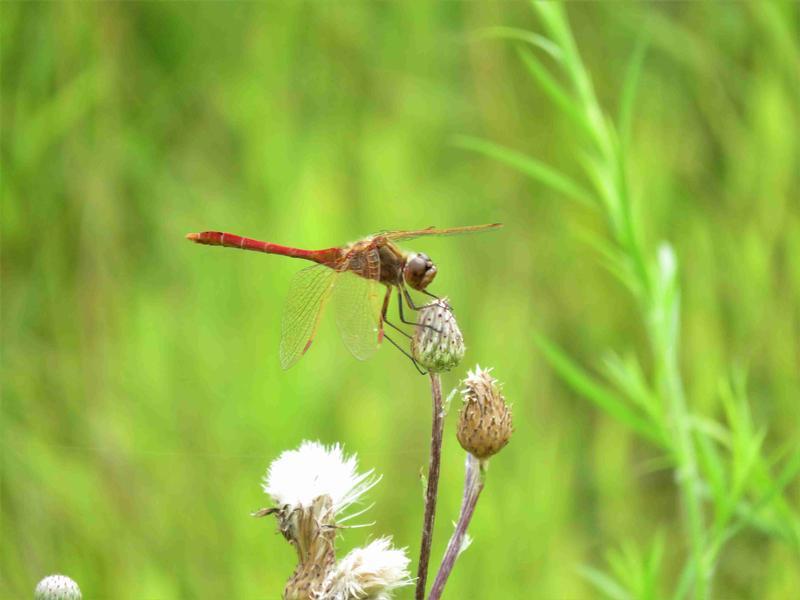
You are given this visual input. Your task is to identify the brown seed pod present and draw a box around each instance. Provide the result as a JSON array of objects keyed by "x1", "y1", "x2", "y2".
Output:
[{"x1": 457, "y1": 367, "x2": 513, "y2": 460}]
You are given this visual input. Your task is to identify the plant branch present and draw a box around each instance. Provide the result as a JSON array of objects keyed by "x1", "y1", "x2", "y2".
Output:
[
  {"x1": 428, "y1": 453, "x2": 485, "y2": 600},
  {"x1": 415, "y1": 372, "x2": 444, "y2": 600},
  {"x1": 532, "y1": 5, "x2": 710, "y2": 597}
]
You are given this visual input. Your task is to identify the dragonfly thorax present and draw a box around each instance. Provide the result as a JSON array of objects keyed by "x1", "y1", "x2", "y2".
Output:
[{"x1": 403, "y1": 252, "x2": 437, "y2": 291}]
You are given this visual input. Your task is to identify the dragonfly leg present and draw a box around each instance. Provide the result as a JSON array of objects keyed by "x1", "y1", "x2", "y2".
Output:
[
  {"x1": 401, "y1": 286, "x2": 425, "y2": 310},
  {"x1": 378, "y1": 285, "x2": 393, "y2": 342},
  {"x1": 421, "y1": 288, "x2": 443, "y2": 303},
  {"x1": 384, "y1": 317, "x2": 413, "y2": 339},
  {"x1": 397, "y1": 288, "x2": 441, "y2": 333},
  {"x1": 420, "y1": 288, "x2": 453, "y2": 312},
  {"x1": 380, "y1": 285, "x2": 423, "y2": 342},
  {"x1": 402, "y1": 286, "x2": 452, "y2": 313},
  {"x1": 383, "y1": 332, "x2": 427, "y2": 375}
]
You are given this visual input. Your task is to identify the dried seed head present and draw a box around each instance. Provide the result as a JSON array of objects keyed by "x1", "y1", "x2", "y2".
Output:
[
  {"x1": 277, "y1": 495, "x2": 338, "y2": 600},
  {"x1": 457, "y1": 366, "x2": 513, "y2": 460},
  {"x1": 259, "y1": 442, "x2": 380, "y2": 599},
  {"x1": 35, "y1": 575, "x2": 81, "y2": 600},
  {"x1": 410, "y1": 299, "x2": 465, "y2": 373},
  {"x1": 318, "y1": 537, "x2": 412, "y2": 600}
]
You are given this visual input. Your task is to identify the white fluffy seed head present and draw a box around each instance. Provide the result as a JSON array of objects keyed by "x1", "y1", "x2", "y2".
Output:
[
  {"x1": 319, "y1": 537, "x2": 412, "y2": 600},
  {"x1": 263, "y1": 440, "x2": 379, "y2": 516},
  {"x1": 34, "y1": 575, "x2": 81, "y2": 600}
]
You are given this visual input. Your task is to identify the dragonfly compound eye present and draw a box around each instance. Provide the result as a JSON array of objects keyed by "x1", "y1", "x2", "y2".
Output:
[{"x1": 404, "y1": 253, "x2": 437, "y2": 290}]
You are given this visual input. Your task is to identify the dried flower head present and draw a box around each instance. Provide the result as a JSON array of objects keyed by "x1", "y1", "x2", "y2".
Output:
[
  {"x1": 34, "y1": 575, "x2": 81, "y2": 600},
  {"x1": 457, "y1": 366, "x2": 513, "y2": 460},
  {"x1": 264, "y1": 441, "x2": 378, "y2": 516},
  {"x1": 411, "y1": 299, "x2": 465, "y2": 372},
  {"x1": 260, "y1": 441, "x2": 380, "y2": 600},
  {"x1": 318, "y1": 537, "x2": 412, "y2": 600}
]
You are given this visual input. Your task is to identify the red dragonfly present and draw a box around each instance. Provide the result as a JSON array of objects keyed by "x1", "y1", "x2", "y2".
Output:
[{"x1": 186, "y1": 224, "x2": 502, "y2": 369}]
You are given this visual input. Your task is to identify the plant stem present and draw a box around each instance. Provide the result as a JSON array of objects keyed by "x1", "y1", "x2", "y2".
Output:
[
  {"x1": 656, "y1": 324, "x2": 708, "y2": 600},
  {"x1": 428, "y1": 453, "x2": 484, "y2": 600},
  {"x1": 543, "y1": 6, "x2": 709, "y2": 594},
  {"x1": 415, "y1": 372, "x2": 444, "y2": 600}
]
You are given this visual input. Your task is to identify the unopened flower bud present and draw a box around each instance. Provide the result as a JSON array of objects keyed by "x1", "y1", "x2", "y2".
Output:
[
  {"x1": 35, "y1": 575, "x2": 81, "y2": 600},
  {"x1": 411, "y1": 299, "x2": 465, "y2": 372},
  {"x1": 457, "y1": 366, "x2": 513, "y2": 460}
]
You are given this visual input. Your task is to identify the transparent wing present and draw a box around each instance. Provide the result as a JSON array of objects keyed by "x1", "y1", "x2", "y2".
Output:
[
  {"x1": 381, "y1": 223, "x2": 502, "y2": 242},
  {"x1": 333, "y1": 247, "x2": 384, "y2": 362},
  {"x1": 280, "y1": 263, "x2": 337, "y2": 370}
]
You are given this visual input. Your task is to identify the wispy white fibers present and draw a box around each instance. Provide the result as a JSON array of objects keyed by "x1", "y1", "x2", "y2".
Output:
[
  {"x1": 263, "y1": 442, "x2": 408, "y2": 599},
  {"x1": 320, "y1": 537, "x2": 412, "y2": 600},
  {"x1": 263, "y1": 441, "x2": 379, "y2": 516}
]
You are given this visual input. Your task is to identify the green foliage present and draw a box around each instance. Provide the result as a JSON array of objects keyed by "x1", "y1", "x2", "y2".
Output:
[
  {"x1": 3, "y1": 1, "x2": 799, "y2": 598},
  {"x1": 463, "y1": 2, "x2": 800, "y2": 599}
]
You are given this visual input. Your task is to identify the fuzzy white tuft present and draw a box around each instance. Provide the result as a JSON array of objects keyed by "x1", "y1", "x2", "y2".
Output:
[
  {"x1": 263, "y1": 441, "x2": 379, "y2": 515},
  {"x1": 320, "y1": 537, "x2": 412, "y2": 600}
]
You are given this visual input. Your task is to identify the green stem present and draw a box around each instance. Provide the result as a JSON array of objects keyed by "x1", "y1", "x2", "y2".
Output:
[
  {"x1": 659, "y1": 332, "x2": 708, "y2": 600},
  {"x1": 534, "y1": 5, "x2": 710, "y2": 596}
]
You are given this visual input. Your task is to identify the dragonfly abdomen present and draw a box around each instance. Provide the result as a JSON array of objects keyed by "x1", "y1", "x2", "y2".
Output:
[{"x1": 186, "y1": 231, "x2": 341, "y2": 265}]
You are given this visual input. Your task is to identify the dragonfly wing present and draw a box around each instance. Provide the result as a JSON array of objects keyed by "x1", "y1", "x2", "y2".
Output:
[
  {"x1": 332, "y1": 248, "x2": 384, "y2": 362},
  {"x1": 280, "y1": 263, "x2": 337, "y2": 370},
  {"x1": 381, "y1": 223, "x2": 503, "y2": 242}
]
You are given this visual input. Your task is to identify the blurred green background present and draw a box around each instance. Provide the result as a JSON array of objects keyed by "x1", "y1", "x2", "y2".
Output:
[{"x1": 3, "y1": 2, "x2": 799, "y2": 598}]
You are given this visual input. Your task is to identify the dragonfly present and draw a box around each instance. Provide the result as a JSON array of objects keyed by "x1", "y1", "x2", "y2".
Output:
[{"x1": 186, "y1": 224, "x2": 502, "y2": 369}]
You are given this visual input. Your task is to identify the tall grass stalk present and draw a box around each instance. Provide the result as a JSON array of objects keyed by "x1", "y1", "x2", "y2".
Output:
[
  {"x1": 489, "y1": 7, "x2": 708, "y2": 593},
  {"x1": 460, "y1": 3, "x2": 800, "y2": 598}
]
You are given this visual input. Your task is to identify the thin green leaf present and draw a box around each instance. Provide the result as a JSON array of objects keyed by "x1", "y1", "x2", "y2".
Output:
[
  {"x1": 516, "y1": 46, "x2": 594, "y2": 138},
  {"x1": 618, "y1": 37, "x2": 648, "y2": 151},
  {"x1": 605, "y1": 546, "x2": 635, "y2": 593},
  {"x1": 531, "y1": 2, "x2": 571, "y2": 57},
  {"x1": 695, "y1": 431, "x2": 727, "y2": 521},
  {"x1": 475, "y1": 26, "x2": 563, "y2": 63},
  {"x1": 532, "y1": 1, "x2": 607, "y2": 143},
  {"x1": 672, "y1": 560, "x2": 694, "y2": 600},
  {"x1": 577, "y1": 151, "x2": 621, "y2": 224},
  {"x1": 574, "y1": 228, "x2": 634, "y2": 290},
  {"x1": 601, "y1": 351, "x2": 662, "y2": 425},
  {"x1": 690, "y1": 416, "x2": 731, "y2": 448},
  {"x1": 741, "y1": 446, "x2": 800, "y2": 532},
  {"x1": 578, "y1": 565, "x2": 631, "y2": 600},
  {"x1": 534, "y1": 333, "x2": 664, "y2": 446},
  {"x1": 453, "y1": 135, "x2": 596, "y2": 207},
  {"x1": 645, "y1": 533, "x2": 666, "y2": 599}
]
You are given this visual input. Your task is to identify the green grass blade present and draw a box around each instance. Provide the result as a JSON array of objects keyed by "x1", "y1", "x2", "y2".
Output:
[
  {"x1": 534, "y1": 333, "x2": 664, "y2": 446},
  {"x1": 672, "y1": 560, "x2": 694, "y2": 600},
  {"x1": 737, "y1": 446, "x2": 800, "y2": 536},
  {"x1": 516, "y1": 46, "x2": 594, "y2": 138},
  {"x1": 453, "y1": 135, "x2": 596, "y2": 207},
  {"x1": 618, "y1": 37, "x2": 648, "y2": 151},
  {"x1": 476, "y1": 26, "x2": 563, "y2": 63},
  {"x1": 578, "y1": 565, "x2": 632, "y2": 600}
]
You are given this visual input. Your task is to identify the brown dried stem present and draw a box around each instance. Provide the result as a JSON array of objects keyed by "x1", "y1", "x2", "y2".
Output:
[
  {"x1": 428, "y1": 453, "x2": 485, "y2": 600},
  {"x1": 415, "y1": 372, "x2": 444, "y2": 600}
]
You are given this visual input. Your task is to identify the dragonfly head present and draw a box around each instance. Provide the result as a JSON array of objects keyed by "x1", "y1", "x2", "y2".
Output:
[{"x1": 404, "y1": 252, "x2": 437, "y2": 291}]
